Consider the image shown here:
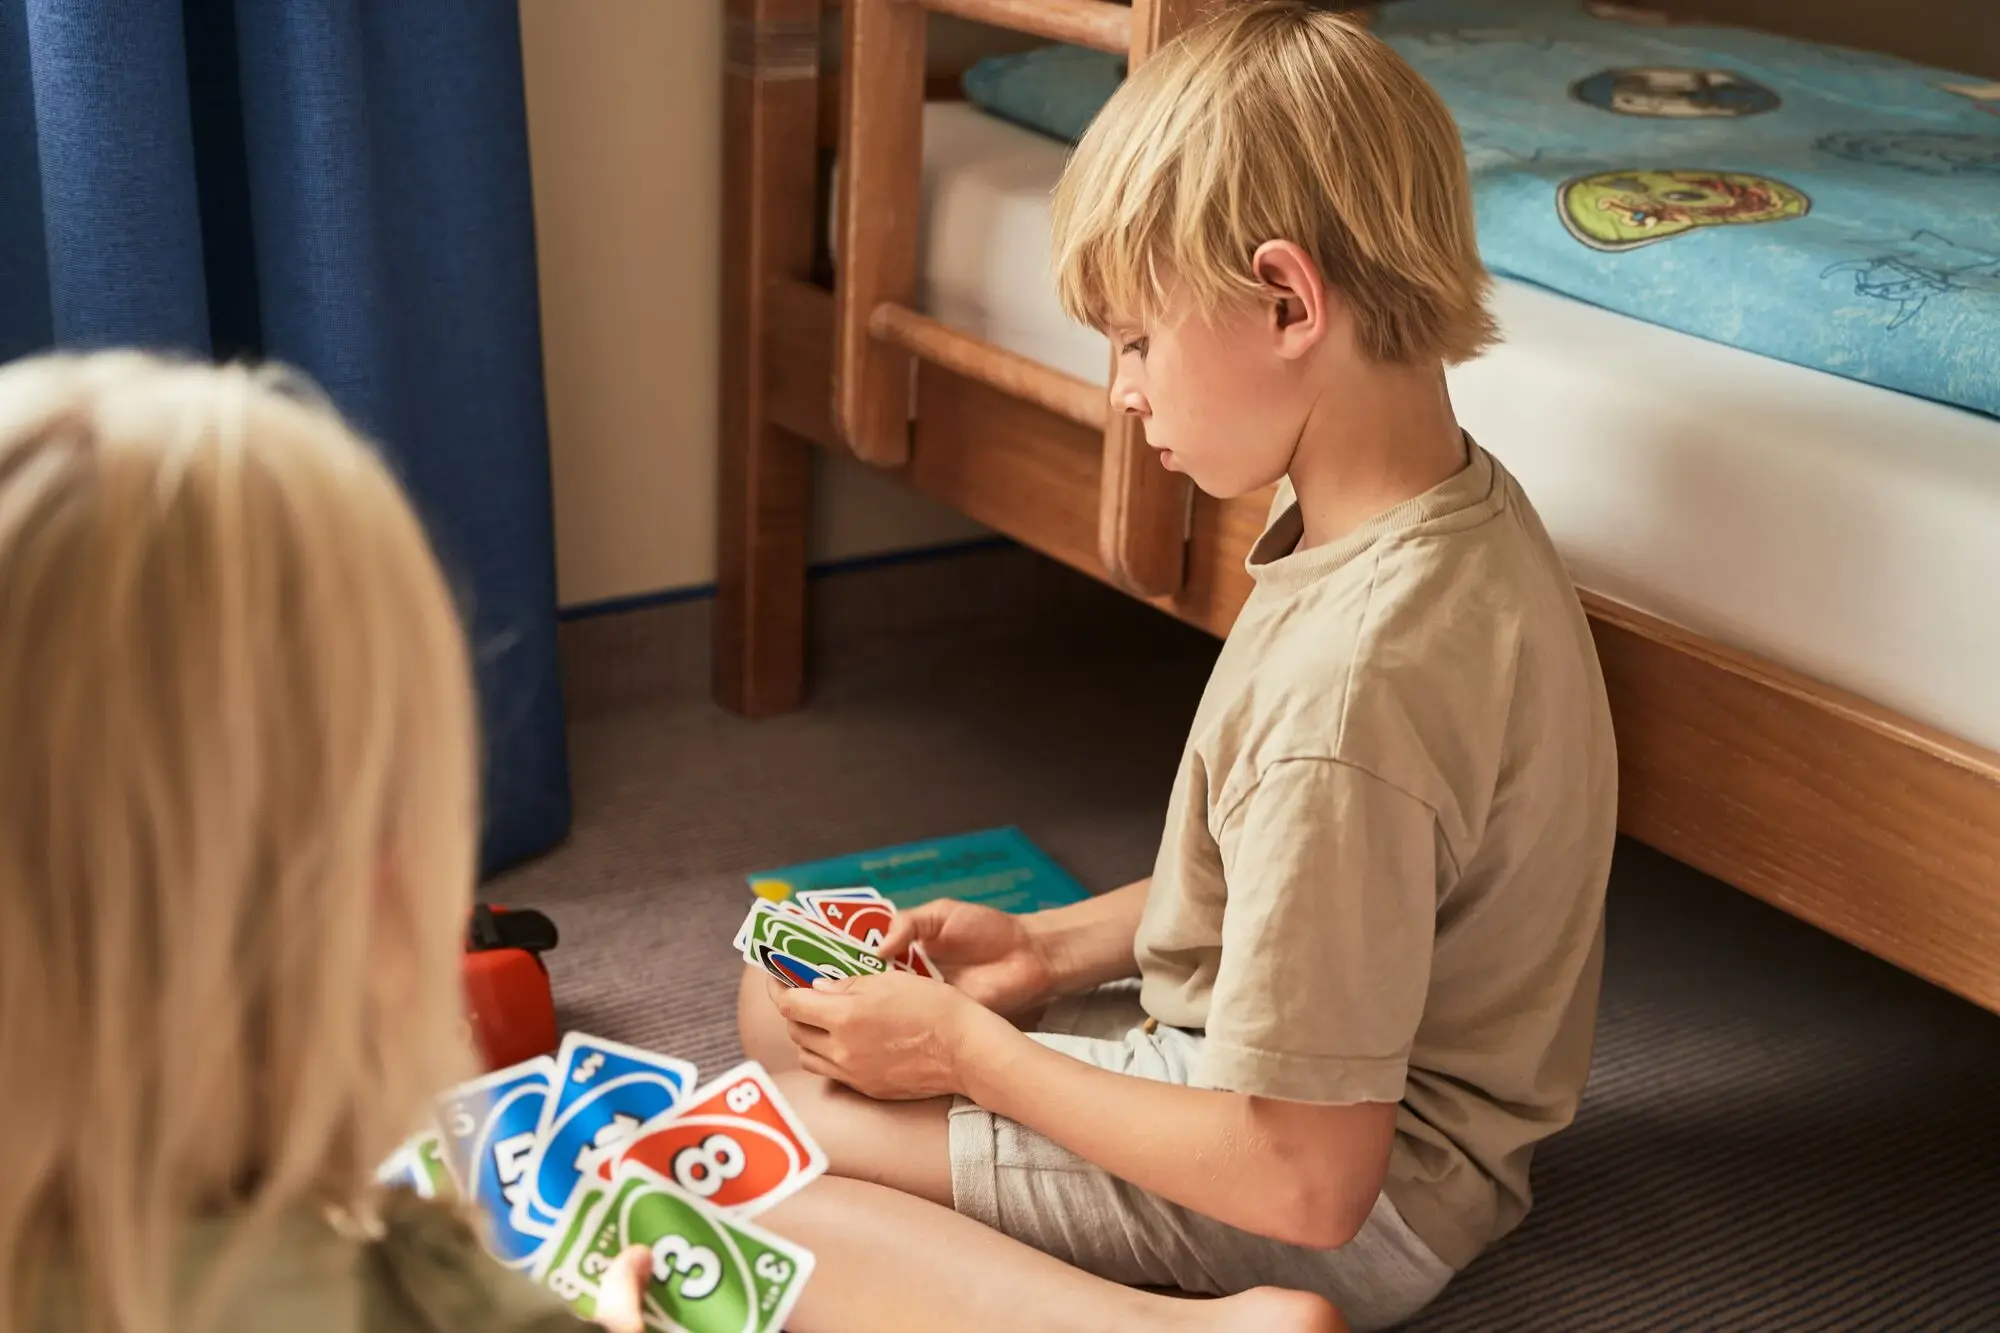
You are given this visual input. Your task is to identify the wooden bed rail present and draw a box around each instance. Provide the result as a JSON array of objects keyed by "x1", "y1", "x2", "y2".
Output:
[
  {"x1": 920, "y1": 0, "x2": 1131, "y2": 51},
  {"x1": 834, "y1": 0, "x2": 1203, "y2": 598},
  {"x1": 872, "y1": 304, "x2": 1108, "y2": 429}
]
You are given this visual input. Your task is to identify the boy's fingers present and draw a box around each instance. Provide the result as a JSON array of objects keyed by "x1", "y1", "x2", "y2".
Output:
[
  {"x1": 772, "y1": 982, "x2": 842, "y2": 1024},
  {"x1": 878, "y1": 917, "x2": 916, "y2": 957},
  {"x1": 786, "y1": 1019, "x2": 832, "y2": 1056},
  {"x1": 881, "y1": 901, "x2": 948, "y2": 957}
]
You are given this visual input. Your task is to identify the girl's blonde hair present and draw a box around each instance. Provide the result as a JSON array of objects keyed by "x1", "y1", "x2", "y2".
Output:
[
  {"x1": 0, "y1": 352, "x2": 480, "y2": 1333},
  {"x1": 1051, "y1": 0, "x2": 1498, "y2": 364}
]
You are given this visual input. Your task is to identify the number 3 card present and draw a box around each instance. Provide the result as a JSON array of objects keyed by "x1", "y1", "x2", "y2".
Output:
[
  {"x1": 546, "y1": 1163, "x2": 815, "y2": 1333},
  {"x1": 603, "y1": 1062, "x2": 827, "y2": 1217}
]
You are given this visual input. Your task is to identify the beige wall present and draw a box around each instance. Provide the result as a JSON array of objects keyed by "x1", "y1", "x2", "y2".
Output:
[{"x1": 520, "y1": 0, "x2": 983, "y2": 610}]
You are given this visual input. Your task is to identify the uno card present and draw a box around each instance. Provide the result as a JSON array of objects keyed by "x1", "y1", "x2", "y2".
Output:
[
  {"x1": 376, "y1": 1128, "x2": 454, "y2": 1199},
  {"x1": 792, "y1": 886, "x2": 886, "y2": 911},
  {"x1": 546, "y1": 1163, "x2": 815, "y2": 1333},
  {"x1": 533, "y1": 1174, "x2": 617, "y2": 1287},
  {"x1": 733, "y1": 900, "x2": 814, "y2": 953},
  {"x1": 433, "y1": 1056, "x2": 559, "y2": 1268},
  {"x1": 521, "y1": 1034, "x2": 699, "y2": 1235},
  {"x1": 603, "y1": 1062, "x2": 826, "y2": 1216},
  {"x1": 739, "y1": 902, "x2": 889, "y2": 989},
  {"x1": 797, "y1": 892, "x2": 938, "y2": 980}
]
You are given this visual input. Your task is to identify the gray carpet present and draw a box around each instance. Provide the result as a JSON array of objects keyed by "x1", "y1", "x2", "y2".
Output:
[{"x1": 498, "y1": 573, "x2": 2000, "y2": 1330}]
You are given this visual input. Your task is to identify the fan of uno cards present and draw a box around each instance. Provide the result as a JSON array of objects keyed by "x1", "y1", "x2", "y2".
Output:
[{"x1": 735, "y1": 886, "x2": 936, "y2": 986}]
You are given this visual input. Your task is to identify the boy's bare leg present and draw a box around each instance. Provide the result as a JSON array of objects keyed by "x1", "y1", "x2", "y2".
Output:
[
  {"x1": 762, "y1": 1175, "x2": 1347, "y2": 1333},
  {"x1": 738, "y1": 965, "x2": 801, "y2": 1072},
  {"x1": 728, "y1": 1047, "x2": 1343, "y2": 1333}
]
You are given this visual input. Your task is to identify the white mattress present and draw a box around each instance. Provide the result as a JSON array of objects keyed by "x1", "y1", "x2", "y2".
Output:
[{"x1": 910, "y1": 102, "x2": 2000, "y2": 752}]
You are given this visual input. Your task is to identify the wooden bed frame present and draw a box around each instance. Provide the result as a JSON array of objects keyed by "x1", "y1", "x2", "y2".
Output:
[{"x1": 717, "y1": 0, "x2": 2000, "y2": 1013}]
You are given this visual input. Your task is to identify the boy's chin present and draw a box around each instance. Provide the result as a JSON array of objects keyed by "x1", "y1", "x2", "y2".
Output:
[{"x1": 1183, "y1": 466, "x2": 1282, "y2": 503}]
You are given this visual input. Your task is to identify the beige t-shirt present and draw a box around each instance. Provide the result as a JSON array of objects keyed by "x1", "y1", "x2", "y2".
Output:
[{"x1": 1133, "y1": 441, "x2": 1617, "y2": 1271}]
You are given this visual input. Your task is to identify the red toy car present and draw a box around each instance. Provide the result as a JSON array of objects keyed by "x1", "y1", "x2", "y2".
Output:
[{"x1": 463, "y1": 905, "x2": 560, "y2": 1071}]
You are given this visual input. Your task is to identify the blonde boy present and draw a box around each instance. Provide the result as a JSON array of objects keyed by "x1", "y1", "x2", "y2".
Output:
[{"x1": 739, "y1": 4, "x2": 1617, "y2": 1331}]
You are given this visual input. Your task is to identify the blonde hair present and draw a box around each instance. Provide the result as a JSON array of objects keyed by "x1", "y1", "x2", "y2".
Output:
[
  {"x1": 0, "y1": 352, "x2": 480, "y2": 1333},
  {"x1": 1051, "y1": 0, "x2": 1497, "y2": 364}
]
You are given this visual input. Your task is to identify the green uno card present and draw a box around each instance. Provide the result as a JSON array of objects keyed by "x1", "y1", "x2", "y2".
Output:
[
  {"x1": 744, "y1": 902, "x2": 888, "y2": 988},
  {"x1": 535, "y1": 1178, "x2": 616, "y2": 1304},
  {"x1": 376, "y1": 1129, "x2": 456, "y2": 1200},
  {"x1": 547, "y1": 1163, "x2": 814, "y2": 1333},
  {"x1": 408, "y1": 1132, "x2": 453, "y2": 1198}
]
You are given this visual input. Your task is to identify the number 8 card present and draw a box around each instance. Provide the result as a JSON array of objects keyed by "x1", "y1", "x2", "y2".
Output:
[{"x1": 603, "y1": 1062, "x2": 827, "y2": 1217}]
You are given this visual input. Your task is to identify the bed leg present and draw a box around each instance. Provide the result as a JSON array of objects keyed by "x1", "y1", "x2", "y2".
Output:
[
  {"x1": 714, "y1": 0, "x2": 821, "y2": 719},
  {"x1": 715, "y1": 423, "x2": 810, "y2": 719}
]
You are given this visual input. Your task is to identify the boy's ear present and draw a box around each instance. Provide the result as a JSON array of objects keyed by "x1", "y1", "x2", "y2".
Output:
[{"x1": 1251, "y1": 239, "x2": 1333, "y2": 360}]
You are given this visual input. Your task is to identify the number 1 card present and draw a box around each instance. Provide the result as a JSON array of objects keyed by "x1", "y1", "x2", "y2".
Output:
[{"x1": 521, "y1": 1033, "x2": 698, "y2": 1235}]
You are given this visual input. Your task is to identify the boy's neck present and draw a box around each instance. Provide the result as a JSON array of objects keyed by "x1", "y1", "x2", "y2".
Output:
[{"x1": 1286, "y1": 357, "x2": 1467, "y2": 552}]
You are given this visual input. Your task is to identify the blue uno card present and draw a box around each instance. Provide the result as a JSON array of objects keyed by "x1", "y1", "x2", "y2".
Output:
[
  {"x1": 434, "y1": 1055, "x2": 558, "y2": 1270},
  {"x1": 521, "y1": 1034, "x2": 697, "y2": 1232}
]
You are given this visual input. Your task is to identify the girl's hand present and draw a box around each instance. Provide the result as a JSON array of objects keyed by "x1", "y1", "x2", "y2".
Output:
[
  {"x1": 592, "y1": 1244, "x2": 652, "y2": 1333},
  {"x1": 769, "y1": 970, "x2": 1003, "y2": 1100},
  {"x1": 876, "y1": 899, "x2": 1058, "y2": 1019}
]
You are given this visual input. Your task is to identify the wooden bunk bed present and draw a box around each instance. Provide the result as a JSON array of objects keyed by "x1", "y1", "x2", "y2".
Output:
[{"x1": 716, "y1": 0, "x2": 2000, "y2": 1014}]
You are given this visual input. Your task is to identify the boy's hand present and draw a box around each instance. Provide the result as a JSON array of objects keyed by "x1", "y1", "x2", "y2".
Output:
[
  {"x1": 769, "y1": 970, "x2": 1004, "y2": 1100},
  {"x1": 877, "y1": 899, "x2": 1057, "y2": 1018}
]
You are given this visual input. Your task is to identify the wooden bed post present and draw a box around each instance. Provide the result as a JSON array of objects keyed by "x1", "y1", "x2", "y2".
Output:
[
  {"x1": 716, "y1": 0, "x2": 822, "y2": 718},
  {"x1": 1094, "y1": 0, "x2": 1210, "y2": 600},
  {"x1": 830, "y1": 0, "x2": 928, "y2": 467}
]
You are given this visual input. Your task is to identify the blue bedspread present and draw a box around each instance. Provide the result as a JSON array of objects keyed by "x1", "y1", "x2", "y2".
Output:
[{"x1": 963, "y1": 0, "x2": 2000, "y2": 417}]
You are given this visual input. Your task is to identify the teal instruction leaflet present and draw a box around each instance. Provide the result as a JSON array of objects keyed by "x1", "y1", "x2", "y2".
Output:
[{"x1": 748, "y1": 827, "x2": 1090, "y2": 914}]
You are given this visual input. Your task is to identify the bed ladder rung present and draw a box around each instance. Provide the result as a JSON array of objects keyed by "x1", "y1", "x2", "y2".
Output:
[
  {"x1": 871, "y1": 302, "x2": 1108, "y2": 431},
  {"x1": 911, "y1": 0, "x2": 1132, "y2": 54}
]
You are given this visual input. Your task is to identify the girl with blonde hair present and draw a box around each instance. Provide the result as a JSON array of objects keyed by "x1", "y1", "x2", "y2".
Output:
[{"x1": 0, "y1": 351, "x2": 646, "y2": 1333}]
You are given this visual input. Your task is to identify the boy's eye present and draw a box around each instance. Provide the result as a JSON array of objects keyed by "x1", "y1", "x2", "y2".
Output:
[{"x1": 1120, "y1": 337, "x2": 1149, "y2": 359}]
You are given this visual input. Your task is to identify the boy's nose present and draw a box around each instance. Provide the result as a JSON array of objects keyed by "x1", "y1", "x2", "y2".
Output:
[{"x1": 1110, "y1": 377, "x2": 1149, "y2": 418}]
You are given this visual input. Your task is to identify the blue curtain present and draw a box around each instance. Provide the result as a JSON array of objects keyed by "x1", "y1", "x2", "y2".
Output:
[{"x1": 0, "y1": 0, "x2": 571, "y2": 873}]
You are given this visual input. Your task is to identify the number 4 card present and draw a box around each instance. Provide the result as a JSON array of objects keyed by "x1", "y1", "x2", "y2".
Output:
[{"x1": 604, "y1": 1062, "x2": 826, "y2": 1217}]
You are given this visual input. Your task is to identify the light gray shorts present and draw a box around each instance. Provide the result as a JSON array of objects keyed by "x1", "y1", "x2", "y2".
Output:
[{"x1": 947, "y1": 982, "x2": 1454, "y2": 1331}]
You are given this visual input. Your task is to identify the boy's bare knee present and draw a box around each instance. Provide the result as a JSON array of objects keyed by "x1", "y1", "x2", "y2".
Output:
[
  {"x1": 769, "y1": 1069, "x2": 956, "y2": 1207},
  {"x1": 737, "y1": 966, "x2": 799, "y2": 1071}
]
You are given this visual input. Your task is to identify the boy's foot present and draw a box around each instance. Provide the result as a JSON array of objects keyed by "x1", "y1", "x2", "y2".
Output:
[{"x1": 1195, "y1": 1286, "x2": 1348, "y2": 1333}]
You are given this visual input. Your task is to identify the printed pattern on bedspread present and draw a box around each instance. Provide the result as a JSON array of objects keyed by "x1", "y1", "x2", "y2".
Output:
[{"x1": 961, "y1": 0, "x2": 2000, "y2": 418}]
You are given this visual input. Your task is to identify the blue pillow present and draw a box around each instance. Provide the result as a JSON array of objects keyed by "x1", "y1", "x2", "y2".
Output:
[{"x1": 962, "y1": 44, "x2": 1126, "y2": 144}]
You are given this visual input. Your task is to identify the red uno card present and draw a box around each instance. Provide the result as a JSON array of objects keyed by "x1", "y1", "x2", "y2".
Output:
[
  {"x1": 602, "y1": 1062, "x2": 827, "y2": 1217},
  {"x1": 804, "y1": 895, "x2": 939, "y2": 980}
]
